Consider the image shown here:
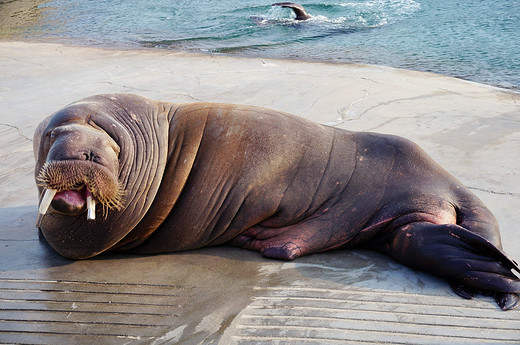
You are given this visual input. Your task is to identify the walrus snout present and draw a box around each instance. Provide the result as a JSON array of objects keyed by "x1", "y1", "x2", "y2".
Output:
[
  {"x1": 36, "y1": 159, "x2": 124, "y2": 219},
  {"x1": 47, "y1": 124, "x2": 120, "y2": 172}
]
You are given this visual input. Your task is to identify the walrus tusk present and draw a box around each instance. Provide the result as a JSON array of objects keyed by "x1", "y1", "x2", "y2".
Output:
[
  {"x1": 39, "y1": 189, "x2": 57, "y2": 215},
  {"x1": 87, "y1": 195, "x2": 96, "y2": 220}
]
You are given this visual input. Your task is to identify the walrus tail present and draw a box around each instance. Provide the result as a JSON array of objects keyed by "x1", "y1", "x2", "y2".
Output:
[{"x1": 272, "y1": 2, "x2": 312, "y2": 20}]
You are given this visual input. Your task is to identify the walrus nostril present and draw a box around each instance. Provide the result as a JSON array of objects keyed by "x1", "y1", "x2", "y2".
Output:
[
  {"x1": 82, "y1": 152, "x2": 96, "y2": 161},
  {"x1": 82, "y1": 151, "x2": 102, "y2": 163},
  {"x1": 79, "y1": 151, "x2": 95, "y2": 161}
]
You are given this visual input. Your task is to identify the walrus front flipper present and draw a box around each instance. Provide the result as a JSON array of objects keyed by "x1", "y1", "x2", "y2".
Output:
[
  {"x1": 272, "y1": 2, "x2": 312, "y2": 20},
  {"x1": 232, "y1": 217, "x2": 354, "y2": 261},
  {"x1": 379, "y1": 222, "x2": 520, "y2": 310}
]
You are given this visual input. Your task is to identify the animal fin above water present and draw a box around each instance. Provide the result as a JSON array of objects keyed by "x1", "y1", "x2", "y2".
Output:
[{"x1": 272, "y1": 2, "x2": 312, "y2": 20}]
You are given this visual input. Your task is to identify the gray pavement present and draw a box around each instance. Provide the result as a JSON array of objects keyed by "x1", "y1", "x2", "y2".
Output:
[{"x1": 1, "y1": 41, "x2": 520, "y2": 344}]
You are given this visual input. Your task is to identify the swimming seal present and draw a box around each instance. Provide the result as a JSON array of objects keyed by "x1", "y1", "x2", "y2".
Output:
[
  {"x1": 272, "y1": 2, "x2": 312, "y2": 20},
  {"x1": 34, "y1": 93, "x2": 520, "y2": 310}
]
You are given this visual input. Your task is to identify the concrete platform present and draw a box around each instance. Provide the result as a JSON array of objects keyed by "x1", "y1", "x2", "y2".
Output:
[{"x1": 1, "y1": 41, "x2": 519, "y2": 344}]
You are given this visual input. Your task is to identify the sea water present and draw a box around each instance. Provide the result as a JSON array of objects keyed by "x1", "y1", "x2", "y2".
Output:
[{"x1": 1, "y1": 0, "x2": 519, "y2": 90}]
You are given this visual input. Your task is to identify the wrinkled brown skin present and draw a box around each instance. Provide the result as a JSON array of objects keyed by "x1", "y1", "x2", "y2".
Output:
[{"x1": 34, "y1": 93, "x2": 520, "y2": 310}]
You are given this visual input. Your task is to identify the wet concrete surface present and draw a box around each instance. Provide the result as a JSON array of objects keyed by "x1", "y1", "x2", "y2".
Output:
[{"x1": 1, "y1": 41, "x2": 519, "y2": 344}]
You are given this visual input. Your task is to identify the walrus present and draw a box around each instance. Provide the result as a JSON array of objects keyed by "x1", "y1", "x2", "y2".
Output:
[
  {"x1": 272, "y1": 2, "x2": 312, "y2": 20},
  {"x1": 34, "y1": 93, "x2": 520, "y2": 310}
]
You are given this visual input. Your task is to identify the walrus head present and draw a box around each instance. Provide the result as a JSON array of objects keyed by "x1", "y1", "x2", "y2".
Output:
[
  {"x1": 34, "y1": 94, "x2": 170, "y2": 259},
  {"x1": 36, "y1": 123, "x2": 124, "y2": 218}
]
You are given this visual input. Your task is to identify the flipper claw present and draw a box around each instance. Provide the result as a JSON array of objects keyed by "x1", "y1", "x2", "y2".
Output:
[
  {"x1": 450, "y1": 282, "x2": 475, "y2": 300},
  {"x1": 494, "y1": 292, "x2": 520, "y2": 311}
]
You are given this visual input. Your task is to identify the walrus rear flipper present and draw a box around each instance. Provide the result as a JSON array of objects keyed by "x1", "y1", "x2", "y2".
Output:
[{"x1": 379, "y1": 222, "x2": 520, "y2": 310}]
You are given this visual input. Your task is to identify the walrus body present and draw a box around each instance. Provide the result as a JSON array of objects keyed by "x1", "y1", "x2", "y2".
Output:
[{"x1": 34, "y1": 93, "x2": 520, "y2": 309}]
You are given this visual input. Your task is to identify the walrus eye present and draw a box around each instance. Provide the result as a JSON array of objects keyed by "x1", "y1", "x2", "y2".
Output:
[{"x1": 48, "y1": 130, "x2": 57, "y2": 144}]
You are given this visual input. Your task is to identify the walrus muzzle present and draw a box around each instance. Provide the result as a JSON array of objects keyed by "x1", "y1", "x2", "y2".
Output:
[{"x1": 36, "y1": 160, "x2": 124, "y2": 218}]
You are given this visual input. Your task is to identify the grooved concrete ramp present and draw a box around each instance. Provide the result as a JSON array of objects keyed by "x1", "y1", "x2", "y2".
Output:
[
  {"x1": 2, "y1": 245, "x2": 520, "y2": 345},
  {"x1": 0, "y1": 278, "x2": 189, "y2": 344},
  {"x1": 226, "y1": 287, "x2": 520, "y2": 344},
  {"x1": 1, "y1": 42, "x2": 520, "y2": 344}
]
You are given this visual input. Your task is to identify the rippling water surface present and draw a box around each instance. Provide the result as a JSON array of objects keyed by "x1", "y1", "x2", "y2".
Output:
[{"x1": 1, "y1": 0, "x2": 519, "y2": 89}]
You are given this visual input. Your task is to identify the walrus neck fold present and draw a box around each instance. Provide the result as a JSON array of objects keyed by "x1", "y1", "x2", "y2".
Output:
[{"x1": 112, "y1": 103, "x2": 208, "y2": 251}]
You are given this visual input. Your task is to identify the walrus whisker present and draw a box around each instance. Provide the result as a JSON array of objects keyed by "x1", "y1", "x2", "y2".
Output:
[
  {"x1": 39, "y1": 188, "x2": 57, "y2": 215},
  {"x1": 36, "y1": 160, "x2": 125, "y2": 213},
  {"x1": 102, "y1": 204, "x2": 110, "y2": 219}
]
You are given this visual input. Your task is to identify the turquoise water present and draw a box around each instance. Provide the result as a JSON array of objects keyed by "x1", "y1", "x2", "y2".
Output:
[{"x1": 2, "y1": 0, "x2": 519, "y2": 90}]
